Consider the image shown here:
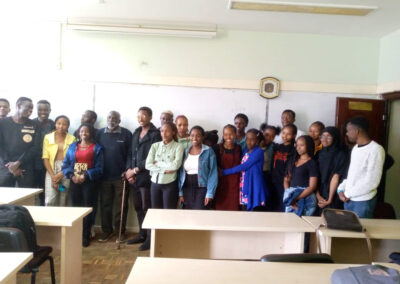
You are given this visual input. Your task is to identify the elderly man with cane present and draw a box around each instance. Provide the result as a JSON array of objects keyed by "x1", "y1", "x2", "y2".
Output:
[{"x1": 96, "y1": 111, "x2": 132, "y2": 243}]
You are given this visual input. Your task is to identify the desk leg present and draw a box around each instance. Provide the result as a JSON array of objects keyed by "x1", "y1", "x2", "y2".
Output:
[
  {"x1": 60, "y1": 219, "x2": 83, "y2": 284},
  {"x1": 149, "y1": 229, "x2": 156, "y2": 257},
  {"x1": 319, "y1": 235, "x2": 331, "y2": 254}
]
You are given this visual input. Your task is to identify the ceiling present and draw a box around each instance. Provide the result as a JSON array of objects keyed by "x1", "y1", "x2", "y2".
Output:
[{"x1": 2, "y1": 0, "x2": 400, "y2": 38}]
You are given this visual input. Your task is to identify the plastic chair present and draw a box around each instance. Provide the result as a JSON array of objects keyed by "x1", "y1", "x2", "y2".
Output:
[
  {"x1": 0, "y1": 227, "x2": 56, "y2": 284},
  {"x1": 260, "y1": 253, "x2": 334, "y2": 263}
]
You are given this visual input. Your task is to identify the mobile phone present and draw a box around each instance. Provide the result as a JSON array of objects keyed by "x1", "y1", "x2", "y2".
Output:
[{"x1": 59, "y1": 184, "x2": 66, "y2": 192}]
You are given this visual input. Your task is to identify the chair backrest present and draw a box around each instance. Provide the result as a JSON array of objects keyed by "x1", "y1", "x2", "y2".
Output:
[
  {"x1": 0, "y1": 204, "x2": 37, "y2": 251},
  {"x1": 260, "y1": 253, "x2": 334, "y2": 263},
  {"x1": 0, "y1": 227, "x2": 30, "y2": 252}
]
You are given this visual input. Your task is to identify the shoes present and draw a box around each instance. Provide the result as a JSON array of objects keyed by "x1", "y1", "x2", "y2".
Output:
[
  {"x1": 98, "y1": 232, "x2": 114, "y2": 242},
  {"x1": 82, "y1": 238, "x2": 90, "y2": 247},
  {"x1": 138, "y1": 239, "x2": 150, "y2": 251},
  {"x1": 116, "y1": 233, "x2": 126, "y2": 243},
  {"x1": 126, "y1": 235, "x2": 145, "y2": 245},
  {"x1": 90, "y1": 226, "x2": 96, "y2": 239}
]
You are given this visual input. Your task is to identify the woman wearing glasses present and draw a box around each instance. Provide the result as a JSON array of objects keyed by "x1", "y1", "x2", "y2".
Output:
[{"x1": 316, "y1": 127, "x2": 349, "y2": 214}]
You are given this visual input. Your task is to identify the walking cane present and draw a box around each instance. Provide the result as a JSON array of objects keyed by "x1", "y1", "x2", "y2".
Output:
[{"x1": 117, "y1": 177, "x2": 127, "y2": 250}]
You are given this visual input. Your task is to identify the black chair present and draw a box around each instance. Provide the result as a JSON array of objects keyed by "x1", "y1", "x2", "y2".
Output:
[
  {"x1": 0, "y1": 227, "x2": 56, "y2": 284},
  {"x1": 260, "y1": 253, "x2": 334, "y2": 263}
]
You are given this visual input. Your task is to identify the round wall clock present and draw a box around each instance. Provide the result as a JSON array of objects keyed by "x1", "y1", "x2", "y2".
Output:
[{"x1": 260, "y1": 77, "x2": 280, "y2": 99}]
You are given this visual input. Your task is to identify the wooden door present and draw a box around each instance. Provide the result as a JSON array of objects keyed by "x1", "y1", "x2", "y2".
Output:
[{"x1": 335, "y1": 97, "x2": 387, "y2": 146}]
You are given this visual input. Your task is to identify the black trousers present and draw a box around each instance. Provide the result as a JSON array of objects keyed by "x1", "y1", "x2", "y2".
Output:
[
  {"x1": 182, "y1": 174, "x2": 208, "y2": 210},
  {"x1": 91, "y1": 181, "x2": 100, "y2": 229},
  {"x1": 100, "y1": 179, "x2": 129, "y2": 234},
  {"x1": 132, "y1": 185, "x2": 151, "y2": 238},
  {"x1": 150, "y1": 180, "x2": 178, "y2": 209},
  {"x1": 70, "y1": 180, "x2": 96, "y2": 241},
  {"x1": 33, "y1": 168, "x2": 46, "y2": 206},
  {"x1": 0, "y1": 168, "x2": 35, "y2": 188},
  {"x1": 270, "y1": 181, "x2": 285, "y2": 212}
]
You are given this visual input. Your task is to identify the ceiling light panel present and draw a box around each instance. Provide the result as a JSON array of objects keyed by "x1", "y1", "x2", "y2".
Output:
[{"x1": 229, "y1": 1, "x2": 378, "y2": 16}]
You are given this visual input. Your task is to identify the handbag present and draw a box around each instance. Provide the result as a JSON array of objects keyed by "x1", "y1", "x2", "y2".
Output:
[
  {"x1": 322, "y1": 208, "x2": 363, "y2": 232},
  {"x1": 317, "y1": 208, "x2": 373, "y2": 263}
]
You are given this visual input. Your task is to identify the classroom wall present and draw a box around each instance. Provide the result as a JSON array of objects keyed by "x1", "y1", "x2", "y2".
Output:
[
  {"x1": 378, "y1": 28, "x2": 400, "y2": 92},
  {"x1": 63, "y1": 29, "x2": 380, "y2": 93}
]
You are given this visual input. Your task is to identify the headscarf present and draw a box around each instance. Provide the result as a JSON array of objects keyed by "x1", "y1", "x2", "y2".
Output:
[{"x1": 318, "y1": 127, "x2": 345, "y2": 184}]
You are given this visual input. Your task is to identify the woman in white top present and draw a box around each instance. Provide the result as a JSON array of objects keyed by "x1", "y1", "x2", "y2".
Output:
[{"x1": 178, "y1": 126, "x2": 218, "y2": 210}]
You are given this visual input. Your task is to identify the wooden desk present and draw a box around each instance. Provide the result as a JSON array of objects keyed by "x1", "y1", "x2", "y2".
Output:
[
  {"x1": 126, "y1": 257, "x2": 400, "y2": 284},
  {"x1": 0, "y1": 253, "x2": 32, "y2": 284},
  {"x1": 25, "y1": 206, "x2": 92, "y2": 284},
  {"x1": 143, "y1": 209, "x2": 314, "y2": 260},
  {"x1": 0, "y1": 187, "x2": 42, "y2": 205},
  {"x1": 303, "y1": 216, "x2": 400, "y2": 263}
]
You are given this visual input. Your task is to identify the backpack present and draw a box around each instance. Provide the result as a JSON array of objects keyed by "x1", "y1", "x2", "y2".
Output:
[
  {"x1": 331, "y1": 265, "x2": 400, "y2": 284},
  {"x1": 0, "y1": 204, "x2": 37, "y2": 252}
]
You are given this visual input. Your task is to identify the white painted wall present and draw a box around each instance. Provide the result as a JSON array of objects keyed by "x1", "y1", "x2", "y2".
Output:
[{"x1": 5, "y1": 82, "x2": 377, "y2": 138}]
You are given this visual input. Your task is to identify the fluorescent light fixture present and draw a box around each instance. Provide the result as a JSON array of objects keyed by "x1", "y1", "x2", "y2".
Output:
[
  {"x1": 66, "y1": 21, "x2": 217, "y2": 38},
  {"x1": 229, "y1": 0, "x2": 378, "y2": 16}
]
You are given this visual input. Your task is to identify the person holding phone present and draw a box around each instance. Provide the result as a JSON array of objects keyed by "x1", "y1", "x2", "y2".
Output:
[{"x1": 43, "y1": 115, "x2": 76, "y2": 206}]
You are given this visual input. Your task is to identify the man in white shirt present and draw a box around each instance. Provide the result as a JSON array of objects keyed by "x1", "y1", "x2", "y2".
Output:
[
  {"x1": 337, "y1": 117, "x2": 385, "y2": 218},
  {"x1": 274, "y1": 109, "x2": 305, "y2": 144}
]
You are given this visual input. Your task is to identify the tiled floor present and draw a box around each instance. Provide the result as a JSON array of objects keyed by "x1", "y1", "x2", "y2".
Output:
[{"x1": 17, "y1": 233, "x2": 149, "y2": 284}]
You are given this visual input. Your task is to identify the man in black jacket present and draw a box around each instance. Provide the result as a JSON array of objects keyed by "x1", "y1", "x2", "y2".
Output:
[
  {"x1": 97, "y1": 111, "x2": 132, "y2": 243},
  {"x1": 125, "y1": 106, "x2": 161, "y2": 250},
  {"x1": 0, "y1": 97, "x2": 39, "y2": 187}
]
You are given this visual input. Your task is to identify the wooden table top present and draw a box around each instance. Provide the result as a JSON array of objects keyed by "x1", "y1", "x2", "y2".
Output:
[
  {"x1": 0, "y1": 253, "x2": 32, "y2": 283},
  {"x1": 0, "y1": 187, "x2": 42, "y2": 204},
  {"x1": 126, "y1": 257, "x2": 400, "y2": 284},
  {"x1": 143, "y1": 209, "x2": 314, "y2": 232},
  {"x1": 24, "y1": 206, "x2": 92, "y2": 227},
  {"x1": 303, "y1": 216, "x2": 400, "y2": 239}
]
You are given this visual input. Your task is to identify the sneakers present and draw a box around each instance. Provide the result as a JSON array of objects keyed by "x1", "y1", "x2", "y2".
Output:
[
  {"x1": 98, "y1": 232, "x2": 115, "y2": 242},
  {"x1": 115, "y1": 233, "x2": 126, "y2": 244},
  {"x1": 126, "y1": 235, "x2": 145, "y2": 245}
]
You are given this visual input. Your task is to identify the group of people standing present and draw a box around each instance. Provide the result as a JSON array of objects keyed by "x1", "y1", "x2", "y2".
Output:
[{"x1": 0, "y1": 97, "x2": 386, "y2": 250}]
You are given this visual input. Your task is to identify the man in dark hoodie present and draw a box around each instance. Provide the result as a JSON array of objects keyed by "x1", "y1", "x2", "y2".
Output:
[
  {"x1": 125, "y1": 106, "x2": 161, "y2": 250},
  {"x1": 0, "y1": 97, "x2": 39, "y2": 187}
]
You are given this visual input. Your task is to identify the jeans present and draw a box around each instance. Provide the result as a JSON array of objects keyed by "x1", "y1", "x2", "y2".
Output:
[
  {"x1": 344, "y1": 196, "x2": 377, "y2": 218},
  {"x1": 285, "y1": 187, "x2": 317, "y2": 216},
  {"x1": 150, "y1": 180, "x2": 178, "y2": 209},
  {"x1": 100, "y1": 179, "x2": 129, "y2": 234}
]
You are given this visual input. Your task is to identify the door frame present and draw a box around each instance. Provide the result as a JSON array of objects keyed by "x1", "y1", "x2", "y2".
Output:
[{"x1": 379, "y1": 91, "x2": 400, "y2": 202}]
